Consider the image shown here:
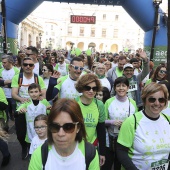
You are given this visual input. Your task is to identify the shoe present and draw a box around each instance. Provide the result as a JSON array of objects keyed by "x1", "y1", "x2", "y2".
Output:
[
  {"x1": 22, "y1": 147, "x2": 28, "y2": 160},
  {"x1": 1, "y1": 153, "x2": 11, "y2": 167}
]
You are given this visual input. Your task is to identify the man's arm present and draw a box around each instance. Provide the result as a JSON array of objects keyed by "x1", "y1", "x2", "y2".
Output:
[{"x1": 41, "y1": 89, "x2": 46, "y2": 99}]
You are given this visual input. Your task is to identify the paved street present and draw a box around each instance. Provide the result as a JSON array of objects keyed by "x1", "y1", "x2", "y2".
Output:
[{"x1": 0, "y1": 120, "x2": 29, "y2": 170}]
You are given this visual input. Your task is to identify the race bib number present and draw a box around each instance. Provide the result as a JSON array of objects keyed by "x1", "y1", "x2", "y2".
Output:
[
  {"x1": 149, "y1": 159, "x2": 169, "y2": 170},
  {"x1": 128, "y1": 83, "x2": 137, "y2": 92}
]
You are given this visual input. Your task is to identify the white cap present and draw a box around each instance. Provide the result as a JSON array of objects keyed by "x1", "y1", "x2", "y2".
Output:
[{"x1": 123, "y1": 63, "x2": 134, "y2": 70}]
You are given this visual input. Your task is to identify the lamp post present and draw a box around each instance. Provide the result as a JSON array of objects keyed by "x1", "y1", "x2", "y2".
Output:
[
  {"x1": 39, "y1": 33, "x2": 42, "y2": 50},
  {"x1": 70, "y1": 42, "x2": 74, "y2": 50},
  {"x1": 150, "y1": 0, "x2": 162, "y2": 61}
]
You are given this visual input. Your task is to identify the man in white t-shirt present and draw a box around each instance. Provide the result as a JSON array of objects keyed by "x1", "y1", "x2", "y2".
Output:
[
  {"x1": 0, "y1": 55, "x2": 20, "y2": 121},
  {"x1": 11, "y1": 57, "x2": 46, "y2": 160},
  {"x1": 26, "y1": 46, "x2": 43, "y2": 76},
  {"x1": 46, "y1": 57, "x2": 84, "y2": 101}
]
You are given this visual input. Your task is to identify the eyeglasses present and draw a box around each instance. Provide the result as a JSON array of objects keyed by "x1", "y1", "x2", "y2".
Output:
[
  {"x1": 23, "y1": 63, "x2": 34, "y2": 67},
  {"x1": 46, "y1": 53, "x2": 50, "y2": 55},
  {"x1": 26, "y1": 54, "x2": 34, "y2": 56},
  {"x1": 49, "y1": 122, "x2": 79, "y2": 133},
  {"x1": 34, "y1": 126, "x2": 47, "y2": 131},
  {"x1": 159, "y1": 70, "x2": 167, "y2": 74},
  {"x1": 71, "y1": 64, "x2": 84, "y2": 71},
  {"x1": 83, "y1": 85, "x2": 97, "y2": 92},
  {"x1": 148, "y1": 97, "x2": 167, "y2": 104},
  {"x1": 42, "y1": 69, "x2": 48, "y2": 72},
  {"x1": 97, "y1": 67, "x2": 105, "y2": 70}
]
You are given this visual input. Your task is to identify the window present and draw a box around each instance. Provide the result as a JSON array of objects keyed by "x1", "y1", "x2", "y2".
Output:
[
  {"x1": 102, "y1": 28, "x2": 106, "y2": 38},
  {"x1": 113, "y1": 29, "x2": 118, "y2": 38},
  {"x1": 91, "y1": 28, "x2": 95, "y2": 37},
  {"x1": 51, "y1": 32, "x2": 55, "y2": 36},
  {"x1": 79, "y1": 27, "x2": 84, "y2": 36},
  {"x1": 51, "y1": 25, "x2": 53, "y2": 30},
  {"x1": 115, "y1": 15, "x2": 119, "y2": 21},
  {"x1": 68, "y1": 26, "x2": 72, "y2": 36},
  {"x1": 103, "y1": 14, "x2": 106, "y2": 20}
]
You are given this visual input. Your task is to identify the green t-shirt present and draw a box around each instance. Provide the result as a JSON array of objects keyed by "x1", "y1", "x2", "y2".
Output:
[
  {"x1": 116, "y1": 67, "x2": 123, "y2": 77},
  {"x1": 76, "y1": 97, "x2": 105, "y2": 143}
]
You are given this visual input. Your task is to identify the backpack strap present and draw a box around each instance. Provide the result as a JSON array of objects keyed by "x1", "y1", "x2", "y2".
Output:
[
  {"x1": 85, "y1": 142, "x2": 96, "y2": 170},
  {"x1": 133, "y1": 114, "x2": 137, "y2": 130},
  {"x1": 34, "y1": 73, "x2": 39, "y2": 84},
  {"x1": 18, "y1": 73, "x2": 23, "y2": 87},
  {"x1": 162, "y1": 113, "x2": 170, "y2": 124},
  {"x1": 41, "y1": 140, "x2": 48, "y2": 170}
]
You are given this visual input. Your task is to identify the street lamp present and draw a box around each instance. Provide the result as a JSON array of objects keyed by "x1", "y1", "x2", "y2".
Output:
[
  {"x1": 39, "y1": 33, "x2": 42, "y2": 49},
  {"x1": 70, "y1": 42, "x2": 74, "y2": 49},
  {"x1": 150, "y1": 0, "x2": 162, "y2": 61}
]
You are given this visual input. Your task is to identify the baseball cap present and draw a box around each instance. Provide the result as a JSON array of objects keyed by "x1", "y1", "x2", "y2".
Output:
[{"x1": 123, "y1": 63, "x2": 134, "y2": 70}]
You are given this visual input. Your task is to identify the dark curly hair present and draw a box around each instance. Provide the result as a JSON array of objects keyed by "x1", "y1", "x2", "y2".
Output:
[{"x1": 75, "y1": 73, "x2": 102, "y2": 93}]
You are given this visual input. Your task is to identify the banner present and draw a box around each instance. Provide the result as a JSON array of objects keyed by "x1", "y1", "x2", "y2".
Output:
[{"x1": 144, "y1": 46, "x2": 167, "y2": 68}]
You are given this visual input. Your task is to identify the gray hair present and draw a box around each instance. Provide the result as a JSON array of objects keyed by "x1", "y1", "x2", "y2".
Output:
[{"x1": 1, "y1": 55, "x2": 14, "y2": 64}]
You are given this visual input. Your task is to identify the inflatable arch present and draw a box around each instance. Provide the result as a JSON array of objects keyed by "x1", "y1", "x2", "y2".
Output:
[{"x1": 4, "y1": 0, "x2": 167, "y2": 65}]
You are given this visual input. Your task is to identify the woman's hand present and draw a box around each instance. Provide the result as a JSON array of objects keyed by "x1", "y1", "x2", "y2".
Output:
[
  {"x1": 100, "y1": 155, "x2": 105, "y2": 166},
  {"x1": 18, "y1": 108, "x2": 27, "y2": 114},
  {"x1": 113, "y1": 120, "x2": 123, "y2": 127}
]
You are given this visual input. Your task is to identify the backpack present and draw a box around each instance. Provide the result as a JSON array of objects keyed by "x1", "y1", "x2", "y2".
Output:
[
  {"x1": 41, "y1": 140, "x2": 96, "y2": 170},
  {"x1": 18, "y1": 73, "x2": 39, "y2": 87}
]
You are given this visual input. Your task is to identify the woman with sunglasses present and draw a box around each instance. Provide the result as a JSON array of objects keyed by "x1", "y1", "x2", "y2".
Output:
[
  {"x1": 117, "y1": 82, "x2": 170, "y2": 170},
  {"x1": 29, "y1": 98, "x2": 100, "y2": 170},
  {"x1": 145, "y1": 65, "x2": 167, "y2": 86},
  {"x1": 104, "y1": 77, "x2": 138, "y2": 170},
  {"x1": 75, "y1": 73, "x2": 106, "y2": 167},
  {"x1": 48, "y1": 56, "x2": 57, "y2": 68}
]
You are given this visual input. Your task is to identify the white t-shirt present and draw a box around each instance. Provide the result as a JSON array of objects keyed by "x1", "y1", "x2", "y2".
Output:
[
  {"x1": 29, "y1": 135, "x2": 47, "y2": 154},
  {"x1": 44, "y1": 78, "x2": 49, "y2": 89},
  {"x1": 99, "y1": 77, "x2": 111, "y2": 91},
  {"x1": 1, "y1": 68, "x2": 15, "y2": 98},
  {"x1": 33, "y1": 62, "x2": 39, "y2": 75},
  {"x1": 59, "y1": 77, "x2": 81, "y2": 99},
  {"x1": 45, "y1": 143, "x2": 86, "y2": 170}
]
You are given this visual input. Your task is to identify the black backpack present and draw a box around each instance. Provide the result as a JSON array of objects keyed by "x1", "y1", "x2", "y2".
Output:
[
  {"x1": 41, "y1": 140, "x2": 96, "y2": 170},
  {"x1": 18, "y1": 72, "x2": 39, "y2": 87}
]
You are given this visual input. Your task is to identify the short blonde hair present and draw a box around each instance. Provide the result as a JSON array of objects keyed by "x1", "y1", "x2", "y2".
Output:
[{"x1": 141, "y1": 82, "x2": 168, "y2": 106}]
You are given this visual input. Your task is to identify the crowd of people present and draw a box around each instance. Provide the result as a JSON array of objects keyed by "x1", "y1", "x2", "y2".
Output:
[{"x1": 0, "y1": 46, "x2": 170, "y2": 170}]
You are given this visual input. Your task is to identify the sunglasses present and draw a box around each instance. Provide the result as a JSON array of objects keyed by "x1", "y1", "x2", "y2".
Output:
[
  {"x1": 71, "y1": 64, "x2": 84, "y2": 71},
  {"x1": 23, "y1": 63, "x2": 34, "y2": 67},
  {"x1": 26, "y1": 53, "x2": 34, "y2": 56},
  {"x1": 34, "y1": 126, "x2": 47, "y2": 131},
  {"x1": 159, "y1": 70, "x2": 167, "y2": 74},
  {"x1": 49, "y1": 122, "x2": 79, "y2": 133},
  {"x1": 42, "y1": 69, "x2": 48, "y2": 72},
  {"x1": 83, "y1": 85, "x2": 97, "y2": 92},
  {"x1": 148, "y1": 97, "x2": 167, "y2": 104}
]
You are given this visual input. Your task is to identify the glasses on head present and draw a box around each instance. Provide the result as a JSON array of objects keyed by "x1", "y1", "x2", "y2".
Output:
[
  {"x1": 148, "y1": 97, "x2": 167, "y2": 104},
  {"x1": 71, "y1": 64, "x2": 84, "y2": 71},
  {"x1": 159, "y1": 70, "x2": 167, "y2": 74},
  {"x1": 23, "y1": 63, "x2": 34, "y2": 67},
  {"x1": 83, "y1": 85, "x2": 97, "y2": 92},
  {"x1": 42, "y1": 69, "x2": 48, "y2": 72},
  {"x1": 34, "y1": 126, "x2": 47, "y2": 131},
  {"x1": 26, "y1": 54, "x2": 34, "y2": 56},
  {"x1": 49, "y1": 122, "x2": 79, "y2": 133}
]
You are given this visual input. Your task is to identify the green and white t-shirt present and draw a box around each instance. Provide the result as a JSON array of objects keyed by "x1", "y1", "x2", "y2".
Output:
[
  {"x1": 55, "y1": 75, "x2": 81, "y2": 99},
  {"x1": 76, "y1": 97, "x2": 105, "y2": 144},
  {"x1": 105, "y1": 97, "x2": 138, "y2": 136},
  {"x1": 11, "y1": 74, "x2": 46, "y2": 108},
  {"x1": 54, "y1": 63, "x2": 69, "y2": 77},
  {"x1": 29, "y1": 140, "x2": 100, "y2": 170},
  {"x1": 17, "y1": 99, "x2": 50, "y2": 143},
  {"x1": 99, "y1": 77, "x2": 111, "y2": 91},
  {"x1": 118, "y1": 111, "x2": 170, "y2": 170},
  {"x1": 0, "y1": 67, "x2": 19, "y2": 98}
]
